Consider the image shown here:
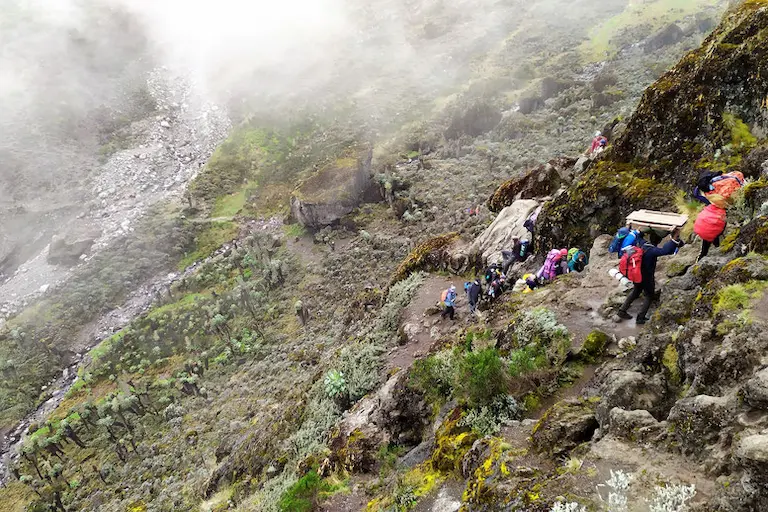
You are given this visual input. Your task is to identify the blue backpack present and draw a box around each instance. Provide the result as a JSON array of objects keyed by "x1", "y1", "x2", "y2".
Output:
[{"x1": 609, "y1": 227, "x2": 631, "y2": 253}]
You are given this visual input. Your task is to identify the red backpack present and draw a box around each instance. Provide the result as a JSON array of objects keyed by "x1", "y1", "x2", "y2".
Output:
[{"x1": 619, "y1": 246, "x2": 644, "y2": 283}]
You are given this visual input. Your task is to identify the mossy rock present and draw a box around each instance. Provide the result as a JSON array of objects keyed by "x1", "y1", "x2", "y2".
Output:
[
  {"x1": 290, "y1": 149, "x2": 373, "y2": 229},
  {"x1": 328, "y1": 427, "x2": 381, "y2": 474},
  {"x1": 487, "y1": 158, "x2": 575, "y2": 213},
  {"x1": 391, "y1": 232, "x2": 460, "y2": 284},
  {"x1": 536, "y1": 160, "x2": 677, "y2": 250},
  {"x1": 578, "y1": 330, "x2": 610, "y2": 363},
  {"x1": 531, "y1": 398, "x2": 599, "y2": 457},
  {"x1": 431, "y1": 408, "x2": 477, "y2": 473},
  {"x1": 666, "y1": 261, "x2": 691, "y2": 277}
]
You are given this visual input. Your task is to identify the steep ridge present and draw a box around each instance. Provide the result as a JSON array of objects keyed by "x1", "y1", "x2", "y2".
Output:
[{"x1": 538, "y1": 0, "x2": 768, "y2": 250}]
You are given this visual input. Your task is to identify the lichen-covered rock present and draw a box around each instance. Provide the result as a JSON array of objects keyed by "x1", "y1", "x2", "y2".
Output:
[
  {"x1": 531, "y1": 398, "x2": 599, "y2": 456},
  {"x1": 744, "y1": 368, "x2": 768, "y2": 410},
  {"x1": 690, "y1": 331, "x2": 765, "y2": 395},
  {"x1": 595, "y1": 370, "x2": 668, "y2": 430},
  {"x1": 729, "y1": 215, "x2": 768, "y2": 256},
  {"x1": 487, "y1": 158, "x2": 575, "y2": 212},
  {"x1": 290, "y1": 149, "x2": 373, "y2": 228},
  {"x1": 606, "y1": 408, "x2": 667, "y2": 443},
  {"x1": 469, "y1": 199, "x2": 539, "y2": 265},
  {"x1": 667, "y1": 394, "x2": 737, "y2": 458},
  {"x1": 735, "y1": 434, "x2": 768, "y2": 492}
]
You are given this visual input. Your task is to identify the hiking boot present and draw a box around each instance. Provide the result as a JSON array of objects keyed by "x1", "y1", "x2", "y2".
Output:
[
  {"x1": 616, "y1": 310, "x2": 632, "y2": 321},
  {"x1": 636, "y1": 315, "x2": 647, "y2": 325}
]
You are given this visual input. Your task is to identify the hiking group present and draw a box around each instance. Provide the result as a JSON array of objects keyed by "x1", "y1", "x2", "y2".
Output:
[{"x1": 436, "y1": 134, "x2": 745, "y2": 325}]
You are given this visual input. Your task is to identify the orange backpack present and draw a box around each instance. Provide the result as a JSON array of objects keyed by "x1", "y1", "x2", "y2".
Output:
[{"x1": 704, "y1": 171, "x2": 744, "y2": 208}]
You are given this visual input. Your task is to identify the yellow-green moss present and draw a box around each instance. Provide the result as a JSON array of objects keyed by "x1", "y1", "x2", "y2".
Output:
[
  {"x1": 461, "y1": 437, "x2": 519, "y2": 507},
  {"x1": 579, "y1": 330, "x2": 610, "y2": 362},
  {"x1": 720, "y1": 230, "x2": 740, "y2": 252},
  {"x1": 0, "y1": 482, "x2": 35, "y2": 512},
  {"x1": 431, "y1": 410, "x2": 478, "y2": 473},
  {"x1": 662, "y1": 344, "x2": 681, "y2": 386},
  {"x1": 723, "y1": 112, "x2": 757, "y2": 150},
  {"x1": 713, "y1": 281, "x2": 766, "y2": 314},
  {"x1": 292, "y1": 156, "x2": 361, "y2": 203}
]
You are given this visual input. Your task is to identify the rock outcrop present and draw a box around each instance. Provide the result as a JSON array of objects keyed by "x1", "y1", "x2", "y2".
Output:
[
  {"x1": 469, "y1": 199, "x2": 539, "y2": 266},
  {"x1": 644, "y1": 23, "x2": 684, "y2": 54},
  {"x1": 47, "y1": 222, "x2": 102, "y2": 266},
  {"x1": 487, "y1": 157, "x2": 576, "y2": 213},
  {"x1": 290, "y1": 149, "x2": 373, "y2": 229}
]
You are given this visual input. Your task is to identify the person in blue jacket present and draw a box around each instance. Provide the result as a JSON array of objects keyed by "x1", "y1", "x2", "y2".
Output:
[
  {"x1": 616, "y1": 230, "x2": 684, "y2": 325},
  {"x1": 441, "y1": 285, "x2": 457, "y2": 320},
  {"x1": 620, "y1": 228, "x2": 643, "y2": 256}
]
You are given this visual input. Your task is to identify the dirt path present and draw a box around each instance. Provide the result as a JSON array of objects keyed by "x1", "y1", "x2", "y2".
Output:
[{"x1": 386, "y1": 275, "x2": 461, "y2": 372}]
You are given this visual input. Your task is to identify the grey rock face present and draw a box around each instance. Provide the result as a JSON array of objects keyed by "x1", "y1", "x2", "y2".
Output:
[
  {"x1": 745, "y1": 368, "x2": 768, "y2": 410},
  {"x1": 596, "y1": 370, "x2": 667, "y2": 430}
]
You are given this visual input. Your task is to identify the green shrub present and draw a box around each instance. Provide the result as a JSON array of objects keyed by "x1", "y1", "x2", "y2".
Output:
[
  {"x1": 459, "y1": 395, "x2": 522, "y2": 436},
  {"x1": 323, "y1": 370, "x2": 347, "y2": 399},
  {"x1": 409, "y1": 350, "x2": 456, "y2": 404},
  {"x1": 507, "y1": 344, "x2": 548, "y2": 377},
  {"x1": 511, "y1": 307, "x2": 571, "y2": 364},
  {"x1": 512, "y1": 308, "x2": 570, "y2": 347},
  {"x1": 454, "y1": 348, "x2": 508, "y2": 407},
  {"x1": 277, "y1": 470, "x2": 340, "y2": 512}
]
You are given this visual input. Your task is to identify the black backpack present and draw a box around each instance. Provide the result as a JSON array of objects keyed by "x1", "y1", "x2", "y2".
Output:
[{"x1": 696, "y1": 171, "x2": 723, "y2": 193}]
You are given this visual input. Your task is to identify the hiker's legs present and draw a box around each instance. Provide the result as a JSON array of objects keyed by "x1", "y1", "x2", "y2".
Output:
[
  {"x1": 699, "y1": 240, "x2": 712, "y2": 259},
  {"x1": 620, "y1": 284, "x2": 643, "y2": 313},
  {"x1": 637, "y1": 282, "x2": 655, "y2": 320},
  {"x1": 447, "y1": 305, "x2": 455, "y2": 320},
  {"x1": 469, "y1": 301, "x2": 477, "y2": 315}
]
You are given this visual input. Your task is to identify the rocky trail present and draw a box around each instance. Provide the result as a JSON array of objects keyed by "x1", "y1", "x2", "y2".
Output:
[{"x1": 0, "y1": 70, "x2": 231, "y2": 324}]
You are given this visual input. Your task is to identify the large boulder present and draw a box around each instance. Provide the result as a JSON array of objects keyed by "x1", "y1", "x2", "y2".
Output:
[
  {"x1": 595, "y1": 370, "x2": 668, "y2": 430},
  {"x1": 290, "y1": 149, "x2": 373, "y2": 229},
  {"x1": 644, "y1": 23, "x2": 684, "y2": 54},
  {"x1": 488, "y1": 157, "x2": 576, "y2": 212},
  {"x1": 532, "y1": 398, "x2": 599, "y2": 456},
  {"x1": 469, "y1": 199, "x2": 539, "y2": 265},
  {"x1": 47, "y1": 222, "x2": 101, "y2": 266},
  {"x1": 606, "y1": 408, "x2": 667, "y2": 443}
]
